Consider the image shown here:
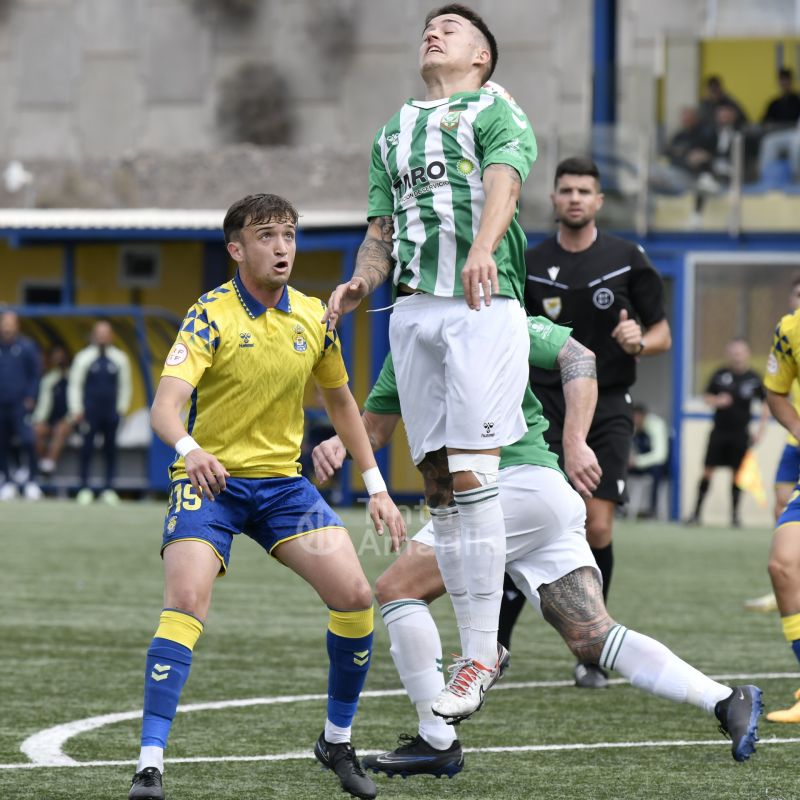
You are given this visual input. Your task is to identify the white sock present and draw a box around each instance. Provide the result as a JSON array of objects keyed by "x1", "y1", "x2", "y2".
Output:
[
  {"x1": 600, "y1": 625, "x2": 732, "y2": 713},
  {"x1": 453, "y1": 485, "x2": 505, "y2": 666},
  {"x1": 431, "y1": 505, "x2": 470, "y2": 654},
  {"x1": 136, "y1": 745, "x2": 164, "y2": 773},
  {"x1": 381, "y1": 599, "x2": 455, "y2": 750},
  {"x1": 324, "y1": 719, "x2": 351, "y2": 744}
]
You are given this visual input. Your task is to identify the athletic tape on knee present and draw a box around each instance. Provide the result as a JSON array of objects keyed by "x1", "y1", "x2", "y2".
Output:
[{"x1": 447, "y1": 454, "x2": 500, "y2": 486}]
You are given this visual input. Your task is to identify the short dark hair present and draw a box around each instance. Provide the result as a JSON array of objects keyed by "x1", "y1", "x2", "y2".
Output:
[
  {"x1": 706, "y1": 75, "x2": 722, "y2": 90},
  {"x1": 554, "y1": 156, "x2": 601, "y2": 187},
  {"x1": 424, "y1": 4, "x2": 498, "y2": 82},
  {"x1": 632, "y1": 403, "x2": 648, "y2": 415},
  {"x1": 779, "y1": 67, "x2": 794, "y2": 81},
  {"x1": 223, "y1": 194, "x2": 299, "y2": 243}
]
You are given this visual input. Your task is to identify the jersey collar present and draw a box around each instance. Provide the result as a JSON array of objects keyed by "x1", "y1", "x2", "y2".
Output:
[
  {"x1": 407, "y1": 90, "x2": 477, "y2": 109},
  {"x1": 232, "y1": 271, "x2": 292, "y2": 318}
]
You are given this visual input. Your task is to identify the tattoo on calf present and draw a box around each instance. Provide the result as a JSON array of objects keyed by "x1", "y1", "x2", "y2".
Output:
[{"x1": 539, "y1": 567, "x2": 613, "y2": 663}]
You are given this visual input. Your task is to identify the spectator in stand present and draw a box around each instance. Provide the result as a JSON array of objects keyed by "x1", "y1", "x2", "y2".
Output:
[
  {"x1": 696, "y1": 103, "x2": 744, "y2": 194},
  {"x1": 699, "y1": 75, "x2": 748, "y2": 131},
  {"x1": 757, "y1": 68, "x2": 800, "y2": 183},
  {"x1": 650, "y1": 106, "x2": 716, "y2": 194},
  {"x1": 628, "y1": 403, "x2": 670, "y2": 519},
  {"x1": 68, "y1": 320, "x2": 132, "y2": 506},
  {"x1": 0, "y1": 309, "x2": 42, "y2": 501},
  {"x1": 32, "y1": 344, "x2": 72, "y2": 476},
  {"x1": 762, "y1": 68, "x2": 800, "y2": 129},
  {"x1": 686, "y1": 338, "x2": 769, "y2": 528}
]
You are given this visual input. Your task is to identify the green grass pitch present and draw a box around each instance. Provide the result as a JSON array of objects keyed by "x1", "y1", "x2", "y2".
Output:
[{"x1": 1, "y1": 500, "x2": 799, "y2": 799}]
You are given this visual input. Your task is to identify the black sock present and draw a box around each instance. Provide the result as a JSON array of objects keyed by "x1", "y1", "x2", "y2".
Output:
[
  {"x1": 497, "y1": 572, "x2": 526, "y2": 651},
  {"x1": 731, "y1": 483, "x2": 742, "y2": 520},
  {"x1": 591, "y1": 543, "x2": 614, "y2": 603},
  {"x1": 694, "y1": 477, "x2": 710, "y2": 517}
]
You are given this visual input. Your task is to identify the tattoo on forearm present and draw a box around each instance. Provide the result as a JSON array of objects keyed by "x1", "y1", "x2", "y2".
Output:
[
  {"x1": 539, "y1": 567, "x2": 613, "y2": 663},
  {"x1": 558, "y1": 338, "x2": 597, "y2": 384},
  {"x1": 355, "y1": 216, "x2": 394, "y2": 292},
  {"x1": 417, "y1": 447, "x2": 453, "y2": 508}
]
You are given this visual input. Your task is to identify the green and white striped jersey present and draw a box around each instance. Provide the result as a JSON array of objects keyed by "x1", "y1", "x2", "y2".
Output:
[{"x1": 367, "y1": 86, "x2": 537, "y2": 301}]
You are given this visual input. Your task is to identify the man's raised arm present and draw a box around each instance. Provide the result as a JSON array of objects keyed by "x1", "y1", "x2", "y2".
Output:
[{"x1": 324, "y1": 215, "x2": 395, "y2": 326}]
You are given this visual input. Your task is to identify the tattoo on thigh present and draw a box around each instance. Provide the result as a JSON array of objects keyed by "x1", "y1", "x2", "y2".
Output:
[
  {"x1": 417, "y1": 447, "x2": 453, "y2": 508},
  {"x1": 539, "y1": 567, "x2": 613, "y2": 663}
]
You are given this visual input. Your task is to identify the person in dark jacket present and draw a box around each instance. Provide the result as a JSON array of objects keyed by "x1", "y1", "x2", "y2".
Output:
[{"x1": 0, "y1": 309, "x2": 42, "y2": 501}]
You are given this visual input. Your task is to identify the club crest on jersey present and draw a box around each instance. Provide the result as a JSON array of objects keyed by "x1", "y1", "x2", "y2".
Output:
[
  {"x1": 239, "y1": 331, "x2": 254, "y2": 348},
  {"x1": 592, "y1": 287, "x2": 615, "y2": 310},
  {"x1": 167, "y1": 516, "x2": 177, "y2": 533},
  {"x1": 293, "y1": 324, "x2": 308, "y2": 352},
  {"x1": 386, "y1": 132, "x2": 400, "y2": 148},
  {"x1": 441, "y1": 110, "x2": 461, "y2": 130},
  {"x1": 543, "y1": 297, "x2": 562, "y2": 320}
]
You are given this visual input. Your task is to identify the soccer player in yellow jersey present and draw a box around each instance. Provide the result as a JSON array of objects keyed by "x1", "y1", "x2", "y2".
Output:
[
  {"x1": 764, "y1": 303, "x2": 800, "y2": 723},
  {"x1": 128, "y1": 194, "x2": 405, "y2": 800},
  {"x1": 745, "y1": 276, "x2": 800, "y2": 612}
]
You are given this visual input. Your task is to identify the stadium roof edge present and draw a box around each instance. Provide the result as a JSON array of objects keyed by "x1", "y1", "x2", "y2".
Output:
[{"x1": 0, "y1": 208, "x2": 368, "y2": 231}]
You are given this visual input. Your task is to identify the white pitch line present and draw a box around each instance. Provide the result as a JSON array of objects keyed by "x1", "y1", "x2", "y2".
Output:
[
  {"x1": 3, "y1": 738, "x2": 800, "y2": 771},
  {"x1": 11, "y1": 671, "x2": 799, "y2": 770}
]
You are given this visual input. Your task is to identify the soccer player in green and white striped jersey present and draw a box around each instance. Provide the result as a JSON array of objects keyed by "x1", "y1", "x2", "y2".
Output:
[{"x1": 326, "y1": 5, "x2": 536, "y2": 722}]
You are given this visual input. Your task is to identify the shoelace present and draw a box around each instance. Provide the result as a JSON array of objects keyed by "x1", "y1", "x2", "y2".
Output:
[
  {"x1": 445, "y1": 657, "x2": 486, "y2": 697},
  {"x1": 135, "y1": 768, "x2": 161, "y2": 787},
  {"x1": 332, "y1": 744, "x2": 367, "y2": 777},
  {"x1": 395, "y1": 733, "x2": 422, "y2": 752}
]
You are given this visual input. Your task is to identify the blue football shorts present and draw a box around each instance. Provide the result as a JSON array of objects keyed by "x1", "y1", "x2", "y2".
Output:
[
  {"x1": 775, "y1": 443, "x2": 800, "y2": 485},
  {"x1": 160, "y1": 475, "x2": 344, "y2": 572}
]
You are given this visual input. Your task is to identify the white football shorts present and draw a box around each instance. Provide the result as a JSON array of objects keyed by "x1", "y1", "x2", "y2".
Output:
[{"x1": 389, "y1": 293, "x2": 529, "y2": 465}]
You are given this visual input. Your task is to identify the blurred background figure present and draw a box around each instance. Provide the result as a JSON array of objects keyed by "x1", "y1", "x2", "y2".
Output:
[
  {"x1": 686, "y1": 338, "x2": 769, "y2": 528},
  {"x1": 0, "y1": 309, "x2": 42, "y2": 501},
  {"x1": 68, "y1": 320, "x2": 131, "y2": 505},
  {"x1": 757, "y1": 68, "x2": 800, "y2": 184},
  {"x1": 699, "y1": 75, "x2": 748, "y2": 131},
  {"x1": 628, "y1": 403, "x2": 670, "y2": 520},
  {"x1": 32, "y1": 344, "x2": 72, "y2": 477}
]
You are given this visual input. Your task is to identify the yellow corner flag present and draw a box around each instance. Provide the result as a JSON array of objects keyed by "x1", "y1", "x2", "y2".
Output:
[{"x1": 735, "y1": 449, "x2": 767, "y2": 508}]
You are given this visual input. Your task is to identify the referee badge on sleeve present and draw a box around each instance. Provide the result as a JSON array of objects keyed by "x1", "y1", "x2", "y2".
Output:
[{"x1": 543, "y1": 297, "x2": 562, "y2": 320}]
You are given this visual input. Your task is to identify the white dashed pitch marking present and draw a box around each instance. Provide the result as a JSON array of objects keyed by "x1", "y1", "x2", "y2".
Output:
[{"x1": 4, "y1": 672, "x2": 797, "y2": 771}]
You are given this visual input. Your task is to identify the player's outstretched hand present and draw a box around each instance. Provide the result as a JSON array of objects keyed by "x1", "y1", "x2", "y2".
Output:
[
  {"x1": 312, "y1": 435, "x2": 347, "y2": 483},
  {"x1": 368, "y1": 492, "x2": 407, "y2": 553},
  {"x1": 563, "y1": 440, "x2": 602, "y2": 499},
  {"x1": 185, "y1": 449, "x2": 230, "y2": 501},
  {"x1": 461, "y1": 245, "x2": 499, "y2": 310},
  {"x1": 323, "y1": 277, "x2": 370, "y2": 327}
]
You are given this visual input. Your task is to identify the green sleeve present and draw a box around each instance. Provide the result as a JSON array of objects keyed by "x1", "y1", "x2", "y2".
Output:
[
  {"x1": 364, "y1": 353, "x2": 402, "y2": 415},
  {"x1": 475, "y1": 96, "x2": 537, "y2": 182},
  {"x1": 527, "y1": 316, "x2": 571, "y2": 370},
  {"x1": 367, "y1": 129, "x2": 394, "y2": 219}
]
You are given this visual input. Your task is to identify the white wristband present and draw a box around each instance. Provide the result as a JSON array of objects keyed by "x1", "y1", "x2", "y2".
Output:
[
  {"x1": 175, "y1": 435, "x2": 201, "y2": 458},
  {"x1": 362, "y1": 466, "x2": 387, "y2": 496}
]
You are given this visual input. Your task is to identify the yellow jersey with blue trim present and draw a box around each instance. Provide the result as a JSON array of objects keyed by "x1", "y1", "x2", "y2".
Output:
[
  {"x1": 766, "y1": 309, "x2": 800, "y2": 438},
  {"x1": 162, "y1": 273, "x2": 348, "y2": 479}
]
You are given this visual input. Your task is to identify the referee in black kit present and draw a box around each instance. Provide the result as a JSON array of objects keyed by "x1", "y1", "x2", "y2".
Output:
[{"x1": 499, "y1": 157, "x2": 672, "y2": 688}]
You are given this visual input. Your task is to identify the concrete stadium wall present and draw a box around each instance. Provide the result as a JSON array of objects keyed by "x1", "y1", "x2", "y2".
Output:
[{"x1": 0, "y1": 0, "x2": 591, "y2": 161}]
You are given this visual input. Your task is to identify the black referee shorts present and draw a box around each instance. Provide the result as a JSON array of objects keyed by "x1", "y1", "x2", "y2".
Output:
[
  {"x1": 704, "y1": 427, "x2": 748, "y2": 470},
  {"x1": 535, "y1": 384, "x2": 634, "y2": 504}
]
